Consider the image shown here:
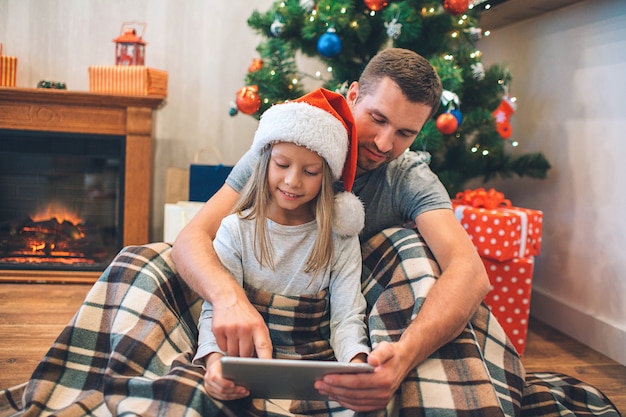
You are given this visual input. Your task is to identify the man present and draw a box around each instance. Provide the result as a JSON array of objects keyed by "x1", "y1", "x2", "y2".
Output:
[{"x1": 172, "y1": 48, "x2": 490, "y2": 413}]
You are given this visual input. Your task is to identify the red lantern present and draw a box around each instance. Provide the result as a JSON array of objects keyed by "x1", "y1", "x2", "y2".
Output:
[
  {"x1": 114, "y1": 22, "x2": 147, "y2": 66},
  {"x1": 236, "y1": 85, "x2": 261, "y2": 115}
]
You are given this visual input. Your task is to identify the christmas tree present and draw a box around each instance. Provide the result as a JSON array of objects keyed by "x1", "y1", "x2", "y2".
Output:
[{"x1": 230, "y1": 0, "x2": 551, "y2": 196}]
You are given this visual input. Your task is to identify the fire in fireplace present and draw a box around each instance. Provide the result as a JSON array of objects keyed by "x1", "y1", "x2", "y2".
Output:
[
  {"x1": 0, "y1": 129, "x2": 125, "y2": 272},
  {"x1": 2, "y1": 202, "x2": 108, "y2": 267}
]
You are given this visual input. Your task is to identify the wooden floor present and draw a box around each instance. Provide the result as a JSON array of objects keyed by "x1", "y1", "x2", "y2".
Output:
[{"x1": 1, "y1": 282, "x2": 625, "y2": 414}]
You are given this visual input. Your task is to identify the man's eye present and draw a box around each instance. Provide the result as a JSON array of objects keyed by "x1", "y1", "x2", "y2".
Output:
[{"x1": 371, "y1": 115, "x2": 385, "y2": 124}]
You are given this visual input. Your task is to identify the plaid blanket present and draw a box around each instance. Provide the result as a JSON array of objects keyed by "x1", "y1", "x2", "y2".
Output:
[
  {"x1": 0, "y1": 228, "x2": 620, "y2": 417},
  {"x1": 245, "y1": 286, "x2": 335, "y2": 361}
]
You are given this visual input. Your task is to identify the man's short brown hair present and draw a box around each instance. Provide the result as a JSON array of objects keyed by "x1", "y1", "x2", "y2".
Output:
[{"x1": 358, "y1": 48, "x2": 442, "y2": 119}]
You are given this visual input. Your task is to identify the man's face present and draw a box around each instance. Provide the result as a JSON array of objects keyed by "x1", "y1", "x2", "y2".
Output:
[{"x1": 346, "y1": 77, "x2": 433, "y2": 176}]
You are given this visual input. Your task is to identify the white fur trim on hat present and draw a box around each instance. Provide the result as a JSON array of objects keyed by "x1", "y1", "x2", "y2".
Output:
[
  {"x1": 333, "y1": 192, "x2": 365, "y2": 237},
  {"x1": 252, "y1": 101, "x2": 349, "y2": 180}
]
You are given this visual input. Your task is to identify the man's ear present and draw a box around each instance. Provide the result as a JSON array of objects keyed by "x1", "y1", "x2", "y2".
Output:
[{"x1": 346, "y1": 81, "x2": 359, "y2": 107}]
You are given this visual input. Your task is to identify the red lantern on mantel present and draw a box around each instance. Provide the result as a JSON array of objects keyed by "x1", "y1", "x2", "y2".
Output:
[{"x1": 114, "y1": 22, "x2": 147, "y2": 66}]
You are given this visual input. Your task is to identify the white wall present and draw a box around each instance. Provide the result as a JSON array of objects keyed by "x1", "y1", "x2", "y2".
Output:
[
  {"x1": 0, "y1": 0, "x2": 278, "y2": 240},
  {"x1": 478, "y1": 0, "x2": 626, "y2": 365},
  {"x1": 2, "y1": 0, "x2": 625, "y2": 365}
]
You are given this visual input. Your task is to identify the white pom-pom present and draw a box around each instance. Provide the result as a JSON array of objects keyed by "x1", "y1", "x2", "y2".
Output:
[{"x1": 332, "y1": 192, "x2": 365, "y2": 237}]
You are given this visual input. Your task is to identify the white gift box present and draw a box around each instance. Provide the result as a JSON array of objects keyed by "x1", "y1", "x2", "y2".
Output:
[{"x1": 163, "y1": 201, "x2": 204, "y2": 243}]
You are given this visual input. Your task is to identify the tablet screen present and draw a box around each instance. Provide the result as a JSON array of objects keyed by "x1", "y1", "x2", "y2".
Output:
[{"x1": 220, "y1": 357, "x2": 374, "y2": 400}]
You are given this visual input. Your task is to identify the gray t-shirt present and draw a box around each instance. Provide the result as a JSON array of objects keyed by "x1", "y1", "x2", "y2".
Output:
[
  {"x1": 195, "y1": 213, "x2": 370, "y2": 363},
  {"x1": 226, "y1": 149, "x2": 452, "y2": 240}
]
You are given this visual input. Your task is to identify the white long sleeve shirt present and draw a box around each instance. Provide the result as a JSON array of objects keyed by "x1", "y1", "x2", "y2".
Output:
[{"x1": 195, "y1": 214, "x2": 370, "y2": 363}]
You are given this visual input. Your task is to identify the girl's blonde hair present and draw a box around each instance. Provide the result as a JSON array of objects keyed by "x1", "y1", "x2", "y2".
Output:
[{"x1": 233, "y1": 143, "x2": 336, "y2": 275}]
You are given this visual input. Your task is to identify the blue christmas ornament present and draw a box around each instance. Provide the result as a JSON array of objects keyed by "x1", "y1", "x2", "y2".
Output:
[
  {"x1": 229, "y1": 101, "x2": 238, "y2": 117},
  {"x1": 317, "y1": 29, "x2": 342, "y2": 58},
  {"x1": 450, "y1": 109, "x2": 463, "y2": 125}
]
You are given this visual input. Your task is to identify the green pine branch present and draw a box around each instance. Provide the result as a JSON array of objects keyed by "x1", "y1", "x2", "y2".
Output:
[{"x1": 238, "y1": 0, "x2": 551, "y2": 193}]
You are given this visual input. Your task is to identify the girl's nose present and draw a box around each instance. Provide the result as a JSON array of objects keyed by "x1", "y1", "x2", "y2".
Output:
[{"x1": 284, "y1": 169, "x2": 301, "y2": 187}]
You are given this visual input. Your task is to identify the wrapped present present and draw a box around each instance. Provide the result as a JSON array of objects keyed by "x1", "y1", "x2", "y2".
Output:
[
  {"x1": 481, "y1": 256, "x2": 534, "y2": 355},
  {"x1": 0, "y1": 44, "x2": 17, "y2": 87},
  {"x1": 452, "y1": 188, "x2": 543, "y2": 262},
  {"x1": 88, "y1": 65, "x2": 167, "y2": 96},
  {"x1": 163, "y1": 201, "x2": 204, "y2": 243}
]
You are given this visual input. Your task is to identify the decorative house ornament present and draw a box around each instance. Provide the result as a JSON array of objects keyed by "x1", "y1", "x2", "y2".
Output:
[{"x1": 114, "y1": 22, "x2": 146, "y2": 66}]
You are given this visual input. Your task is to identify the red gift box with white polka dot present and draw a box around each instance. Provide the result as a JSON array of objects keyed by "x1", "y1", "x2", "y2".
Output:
[
  {"x1": 453, "y1": 203, "x2": 543, "y2": 262},
  {"x1": 481, "y1": 256, "x2": 534, "y2": 355}
]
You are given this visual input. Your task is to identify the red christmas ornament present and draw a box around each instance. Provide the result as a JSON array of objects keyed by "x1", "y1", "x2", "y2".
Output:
[
  {"x1": 236, "y1": 85, "x2": 261, "y2": 115},
  {"x1": 443, "y1": 0, "x2": 469, "y2": 15},
  {"x1": 363, "y1": 0, "x2": 389, "y2": 11},
  {"x1": 248, "y1": 58, "x2": 263, "y2": 73},
  {"x1": 492, "y1": 96, "x2": 516, "y2": 139},
  {"x1": 436, "y1": 112, "x2": 459, "y2": 135}
]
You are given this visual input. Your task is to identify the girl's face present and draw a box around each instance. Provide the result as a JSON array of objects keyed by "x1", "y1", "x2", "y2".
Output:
[{"x1": 266, "y1": 142, "x2": 324, "y2": 225}]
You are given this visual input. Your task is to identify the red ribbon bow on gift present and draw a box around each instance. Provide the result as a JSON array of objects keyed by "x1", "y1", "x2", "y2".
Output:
[{"x1": 454, "y1": 188, "x2": 512, "y2": 209}]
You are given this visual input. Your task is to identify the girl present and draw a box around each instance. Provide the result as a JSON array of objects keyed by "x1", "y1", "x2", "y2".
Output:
[{"x1": 194, "y1": 88, "x2": 369, "y2": 402}]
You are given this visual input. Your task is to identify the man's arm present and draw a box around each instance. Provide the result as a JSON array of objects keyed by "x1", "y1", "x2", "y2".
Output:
[
  {"x1": 393, "y1": 208, "x2": 490, "y2": 369},
  {"x1": 316, "y1": 208, "x2": 490, "y2": 411},
  {"x1": 171, "y1": 184, "x2": 273, "y2": 358}
]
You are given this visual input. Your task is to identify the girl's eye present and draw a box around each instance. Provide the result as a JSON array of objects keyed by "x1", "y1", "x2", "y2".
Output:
[{"x1": 305, "y1": 170, "x2": 320, "y2": 176}]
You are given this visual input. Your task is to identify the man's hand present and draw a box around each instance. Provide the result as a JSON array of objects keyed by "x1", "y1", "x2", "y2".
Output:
[
  {"x1": 203, "y1": 353, "x2": 250, "y2": 400},
  {"x1": 314, "y1": 341, "x2": 407, "y2": 412},
  {"x1": 211, "y1": 286, "x2": 273, "y2": 359}
]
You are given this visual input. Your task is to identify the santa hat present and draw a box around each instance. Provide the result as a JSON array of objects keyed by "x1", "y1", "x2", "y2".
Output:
[{"x1": 252, "y1": 88, "x2": 364, "y2": 236}]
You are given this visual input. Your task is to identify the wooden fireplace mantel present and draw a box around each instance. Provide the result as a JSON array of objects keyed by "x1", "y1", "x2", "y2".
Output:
[{"x1": 0, "y1": 87, "x2": 166, "y2": 282}]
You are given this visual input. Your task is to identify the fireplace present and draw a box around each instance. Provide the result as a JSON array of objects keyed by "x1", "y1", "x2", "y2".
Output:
[
  {"x1": 0, "y1": 87, "x2": 165, "y2": 282},
  {"x1": 0, "y1": 129, "x2": 124, "y2": 272}
]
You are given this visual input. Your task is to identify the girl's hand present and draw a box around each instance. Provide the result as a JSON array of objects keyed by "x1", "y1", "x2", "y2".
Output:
[{"x1": 203, "y1": 353, "x2": 250, "y2": 400}]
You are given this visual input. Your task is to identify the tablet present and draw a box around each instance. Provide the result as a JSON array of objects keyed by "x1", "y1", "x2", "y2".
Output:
[{"x1": 220, "y1": 357, "x2": 374, "y2": 400}]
